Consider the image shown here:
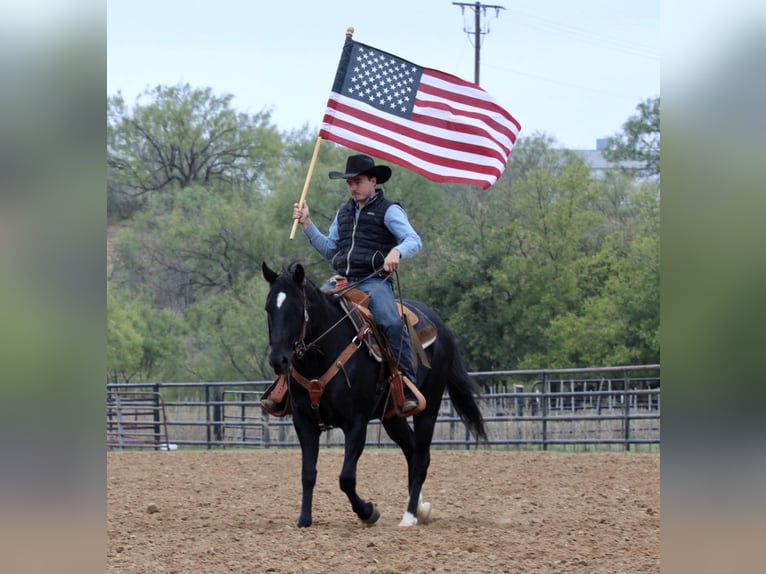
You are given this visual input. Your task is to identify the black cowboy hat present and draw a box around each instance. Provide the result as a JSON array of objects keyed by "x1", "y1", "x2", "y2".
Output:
[{"x1": 328, "y1": 154, "x2": 392, "y2": 184}]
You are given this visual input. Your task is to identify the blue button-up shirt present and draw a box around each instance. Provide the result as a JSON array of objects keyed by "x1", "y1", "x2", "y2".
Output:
[{"x1": 303, "y1": 192, "x2": 422, "y2": 263}]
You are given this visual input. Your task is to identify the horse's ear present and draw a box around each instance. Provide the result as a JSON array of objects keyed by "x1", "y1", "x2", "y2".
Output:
[
  {"x1": 262, "y1": 262, "x2": 278, "y2": 284},
  {"x1": 292, "y1": 263, "x2": 305, "y2": 286}
]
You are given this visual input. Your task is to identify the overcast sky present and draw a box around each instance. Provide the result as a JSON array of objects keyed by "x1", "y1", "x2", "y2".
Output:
[{"x1": 107, "y1": 0, "x2": 659, "y2": 151}]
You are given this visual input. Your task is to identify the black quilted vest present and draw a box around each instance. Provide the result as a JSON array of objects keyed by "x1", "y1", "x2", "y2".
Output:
[{"x1": 333, "y1": 191, "x2": 399, "y2": 278}]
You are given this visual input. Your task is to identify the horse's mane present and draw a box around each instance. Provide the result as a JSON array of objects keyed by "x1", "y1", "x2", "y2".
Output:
[{"x1": 283, "y1": 262, "x2": 337, "y2": 318}]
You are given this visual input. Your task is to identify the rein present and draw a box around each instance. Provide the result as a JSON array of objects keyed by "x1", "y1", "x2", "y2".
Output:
[{"x1": 294, "y1": 269, "x2": 392, "y2": 357}]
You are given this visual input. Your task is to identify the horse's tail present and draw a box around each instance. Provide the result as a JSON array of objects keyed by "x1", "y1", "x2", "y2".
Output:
[{"x1": 445, "y1": 343, "x2": 488, "y2": 444}]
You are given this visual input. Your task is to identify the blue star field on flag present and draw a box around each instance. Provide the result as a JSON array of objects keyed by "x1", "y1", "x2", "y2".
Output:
[{"x1": 339, "y1": 44, "x2": 423, "y2": 119}]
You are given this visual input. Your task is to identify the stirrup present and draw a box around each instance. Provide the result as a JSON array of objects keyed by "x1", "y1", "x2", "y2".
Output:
[
  {"x1": 392, "y1": 373, "x2": 426, "y2": 418},
  {"x1": 260, "y1": 376, "x2": 291, "y2": 417}
]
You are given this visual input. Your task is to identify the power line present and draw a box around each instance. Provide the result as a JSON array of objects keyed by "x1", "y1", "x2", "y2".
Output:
[
  {"x1": 510, "y1": 9, "x2": 658, "y2": 60},
  {"x1": 452, "y1": 2, "x2": 505, "y2": 85}
]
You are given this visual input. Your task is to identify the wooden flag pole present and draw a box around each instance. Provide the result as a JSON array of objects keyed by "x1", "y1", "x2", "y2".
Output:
[
  {"x1": 290, "y1": 27, "x2": 354, "y2": 239},
  {"x1": 289, "y1": 135, "x2": 323, "y2": 239}
]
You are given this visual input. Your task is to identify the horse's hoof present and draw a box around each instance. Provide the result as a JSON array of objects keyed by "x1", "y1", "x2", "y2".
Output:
[
  {"x1": 398, "y1": 511, "x2": 418, "y2": 527},
  {"x1": 417, "y1": 499, "x2": 432, "y2": 524},
  {"x1": 361, "y1": 503, "x2": 380, "y2": 525},
  {"x1": 297, "y1": 518, "x2": 312, "y2": 528}
]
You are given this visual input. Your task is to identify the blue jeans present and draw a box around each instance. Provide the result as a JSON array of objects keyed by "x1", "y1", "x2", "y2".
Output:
[{"x1": 324, "y1": 277, "x2": 417, "y2": 383}]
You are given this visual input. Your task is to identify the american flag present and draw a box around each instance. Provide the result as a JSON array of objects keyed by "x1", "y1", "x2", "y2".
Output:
[{"x1": 319, "y1": 37, "x2": 521, "y2": 189}]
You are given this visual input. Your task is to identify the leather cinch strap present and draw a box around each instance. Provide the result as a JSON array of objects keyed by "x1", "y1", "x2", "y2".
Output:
[{"x1": 289, "y1": 324, "x2": 369, "y2": 409}]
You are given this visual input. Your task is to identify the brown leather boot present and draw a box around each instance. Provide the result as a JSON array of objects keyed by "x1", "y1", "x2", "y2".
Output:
[
  {"x1": 260, "y1": 397, "x2": 277, "y2": 410},
  {"x1": 399, "y1": 374, "x2": 419, "y2": 414}
]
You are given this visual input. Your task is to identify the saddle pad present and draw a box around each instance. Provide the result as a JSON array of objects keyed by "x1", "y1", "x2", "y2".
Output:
[{"x1": 399, "y1": 302, "x2": 437, "y2": 348}]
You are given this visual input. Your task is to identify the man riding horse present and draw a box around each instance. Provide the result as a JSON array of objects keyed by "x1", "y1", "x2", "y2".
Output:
[{"x1": 261, "y1": 154, "x2": 423, "y2": 415}]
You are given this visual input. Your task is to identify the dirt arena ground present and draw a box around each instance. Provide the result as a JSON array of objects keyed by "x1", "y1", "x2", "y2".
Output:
[{"x1": 108, "y1": 449, "x2": 659, "y2": 573}]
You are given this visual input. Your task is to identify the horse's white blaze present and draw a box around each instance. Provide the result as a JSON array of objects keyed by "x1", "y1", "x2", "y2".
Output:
[
  {"x1": 399, "y1": 511, "x2": 418, "y2": 527},
  {"x1": 276, "y1": 292, "x2": 286, "y2": 309}
]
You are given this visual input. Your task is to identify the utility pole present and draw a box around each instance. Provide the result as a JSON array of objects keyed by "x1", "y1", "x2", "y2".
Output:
[{"x1": 452, "y1": 1, "x2": 505, "y2": 85}]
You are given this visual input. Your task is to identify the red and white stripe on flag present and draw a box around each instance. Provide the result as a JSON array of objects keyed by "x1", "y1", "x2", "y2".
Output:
[{"x1": 319, "y1": 39, "x2": 521, "y2": 189}]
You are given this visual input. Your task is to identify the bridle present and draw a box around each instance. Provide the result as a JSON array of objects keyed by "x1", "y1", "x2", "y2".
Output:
[
  {"x1": 282, "y1": 270, "x2": 393, "y2": 359},
  {"x1": 293, "y1": 295, "x2": 311, "y2": 359}
]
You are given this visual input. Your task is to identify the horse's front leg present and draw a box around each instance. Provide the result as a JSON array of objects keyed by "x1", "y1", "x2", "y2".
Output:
[
  {"x1": 294, "y1": 417, "x2": 320, "y2": 528},
  {"x1": 339, "y1": 419, "x2": 380, "y2": 525}
]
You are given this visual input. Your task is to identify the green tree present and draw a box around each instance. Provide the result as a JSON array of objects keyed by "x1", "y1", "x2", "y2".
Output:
[
  {"x1": 427, "y1": 136, "x2": 599, "y2": 369},
  {"x1": 183, "y1": 276, "x2": 272, "y2": 381},
  {"x1": 107, "y1": 83, "x2": 282, "y2": 220},
  {"x1": 112, "y1": 181, "x2": 281, "y2": 310},
  {"x1": 541, "y1": 184, "x2": 660, "y2": 367},
  {"x1": 107, "y1": 285, "x2": 187, "y2": 383},
  {"x1": 107, "y1": 285, "x2": 144, "y2": 383},
  {"x1": 603, "y1": 96, "x2": 660, "y2": 178}
]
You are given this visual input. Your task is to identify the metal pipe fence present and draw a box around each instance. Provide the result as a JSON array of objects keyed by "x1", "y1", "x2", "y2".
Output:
[{"x1": 106, "y1": 365, "x2": 659, "y2": 452}]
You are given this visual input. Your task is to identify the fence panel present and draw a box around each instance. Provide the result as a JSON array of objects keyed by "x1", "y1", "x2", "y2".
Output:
[
  {"x1": 106, "y1": 365, "x2": 659, "y2": 451},
  {"x1": 106, "y1": 389, "x2": 171, "y2": 450}
]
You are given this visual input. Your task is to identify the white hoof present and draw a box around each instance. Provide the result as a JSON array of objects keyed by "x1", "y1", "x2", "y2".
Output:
[
  {"x1": 417, "y1": 498, "x2": 432, "y2": 524},
  {"x1": 398, "y1": 511, "x2": 418, "y2": 527}
]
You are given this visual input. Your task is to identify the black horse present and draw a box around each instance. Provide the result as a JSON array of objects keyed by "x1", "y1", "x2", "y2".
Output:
[{"x1": 262, "y1": 262, "x2": 487, "y2": 527}]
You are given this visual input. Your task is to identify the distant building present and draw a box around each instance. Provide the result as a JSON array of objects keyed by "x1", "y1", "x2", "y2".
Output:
[{"x1": 570, "y1": 139, "x2": 645, "y2": 178}]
